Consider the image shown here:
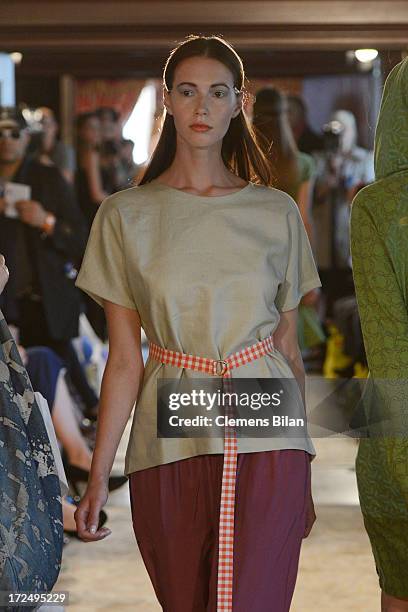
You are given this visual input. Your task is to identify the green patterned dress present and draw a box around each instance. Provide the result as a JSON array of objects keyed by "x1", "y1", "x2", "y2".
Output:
[{"x1": 350, "y1": 57, "x2": 408, "y2": 598}]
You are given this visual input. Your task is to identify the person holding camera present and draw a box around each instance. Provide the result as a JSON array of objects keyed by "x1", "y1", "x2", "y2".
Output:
[
  {"x1": 0, "y1": 106, "x2": 89, "y2": 381},
  {"x1": 311, "y1": 109, "x2": 374, "y2": 320}
]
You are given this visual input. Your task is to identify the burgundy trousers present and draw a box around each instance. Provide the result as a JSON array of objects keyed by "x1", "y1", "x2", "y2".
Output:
[{"x1": 129, "y1": 450, "x2": 310, "y2": 612}]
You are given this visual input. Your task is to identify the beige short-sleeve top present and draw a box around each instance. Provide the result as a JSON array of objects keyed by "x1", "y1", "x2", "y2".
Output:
[{"x1": 75, "y1": 181, "x2": 322, "y2": 475}]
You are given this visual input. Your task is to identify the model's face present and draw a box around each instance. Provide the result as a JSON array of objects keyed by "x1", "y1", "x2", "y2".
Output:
[
  {"x1": 163, "y1": 56, "x2": 243, "y2": 149},
  {"x1": 0, "y1": 122, "x2": 29, "y2": 164}
]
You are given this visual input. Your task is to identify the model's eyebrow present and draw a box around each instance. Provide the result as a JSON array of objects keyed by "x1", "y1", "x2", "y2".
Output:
[{"x1": 176, "y1": 81, "x2": 231, "y2": 89}]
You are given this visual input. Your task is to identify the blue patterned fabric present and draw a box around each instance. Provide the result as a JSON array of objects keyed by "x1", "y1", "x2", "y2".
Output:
[{"x1": 0, "y1": 309, "x2": 63, "y2": 608}]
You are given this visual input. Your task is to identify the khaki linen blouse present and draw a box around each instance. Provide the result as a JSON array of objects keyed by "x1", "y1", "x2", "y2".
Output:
[{"x1": 75, "y1": 181, "x2": 322, "y2": 476}]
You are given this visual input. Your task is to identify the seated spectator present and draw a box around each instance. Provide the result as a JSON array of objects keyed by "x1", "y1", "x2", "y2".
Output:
[{"x1": 19, "y1": 343, "x2": 127, "y2": 539}]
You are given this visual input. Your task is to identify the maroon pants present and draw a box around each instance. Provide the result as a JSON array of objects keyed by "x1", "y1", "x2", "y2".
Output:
[{"x1": 129, "y1": 450, "x2": 310, "y2": 612}]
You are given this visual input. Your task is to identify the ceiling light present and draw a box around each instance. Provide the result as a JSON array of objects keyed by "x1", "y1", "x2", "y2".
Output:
[
  {"x1": 354, "y1": 49, "x2": 378, "y2": 63},
  {"x1": 10, "y1": 52, "x2": 23, "y2": 64}
]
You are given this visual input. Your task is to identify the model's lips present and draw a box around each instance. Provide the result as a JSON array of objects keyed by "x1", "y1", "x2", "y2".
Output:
[{"x1": 190, "y1": 124, "x2": 212, "y2": 132}]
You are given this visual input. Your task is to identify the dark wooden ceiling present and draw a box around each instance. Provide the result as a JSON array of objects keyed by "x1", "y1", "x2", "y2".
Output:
[
  {"x1": 11, "y1": 50, "x2": 404, "y2": 79},
  {"x1": 1, "y1": 1, "x2": 406, "y2": 78}
]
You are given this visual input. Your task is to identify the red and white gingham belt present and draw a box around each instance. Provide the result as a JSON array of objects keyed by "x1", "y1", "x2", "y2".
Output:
[{"x1": 148, "y1": 334, "x2": 275, "y2": 611}]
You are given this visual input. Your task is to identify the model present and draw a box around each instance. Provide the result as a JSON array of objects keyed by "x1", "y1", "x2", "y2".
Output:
[
  {"x1": 74, "y1": 35, "x2": 321, "y2": 612},
  {"x1": 350, "y1": 57, "x2": 408, "y2": 612}
]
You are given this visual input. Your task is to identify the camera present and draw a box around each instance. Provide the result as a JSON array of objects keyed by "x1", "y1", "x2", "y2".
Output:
[{"x1": 322, "y1": 120, "x2": 344, "y2": 153}]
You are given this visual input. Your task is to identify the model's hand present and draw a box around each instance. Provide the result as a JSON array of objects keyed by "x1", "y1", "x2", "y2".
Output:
[
  {"x1": 74, "y1": 481, "x2": 111, "y2": 542},
  {"x1": 303, "y1": 490, "x2": 316, "y2": 538},
  {"x1": 0, "y1": 254, "x2": 9, "y2": 294},
  {"x1": 15, "y1": 199, "x2": 48, "y2": 228}
]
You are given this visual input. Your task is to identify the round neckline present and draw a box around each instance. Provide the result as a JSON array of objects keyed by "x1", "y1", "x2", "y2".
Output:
[{"x1": 150, "y1": 179, "x2": 254, "y2": 201}]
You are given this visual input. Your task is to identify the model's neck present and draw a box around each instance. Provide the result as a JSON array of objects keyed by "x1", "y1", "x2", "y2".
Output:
[{"x1": 160, "y1": 141, "x2": 238, "y2": 190}]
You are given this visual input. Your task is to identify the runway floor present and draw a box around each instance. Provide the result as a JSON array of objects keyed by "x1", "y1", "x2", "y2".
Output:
[{"x1": 52, "y1": 425, "x2": 379, "y2": 611}]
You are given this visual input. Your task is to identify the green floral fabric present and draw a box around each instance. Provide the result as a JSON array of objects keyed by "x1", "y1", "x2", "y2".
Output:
[{"x1": 350, "y1": 57, "x2": 408, "y2": 598}]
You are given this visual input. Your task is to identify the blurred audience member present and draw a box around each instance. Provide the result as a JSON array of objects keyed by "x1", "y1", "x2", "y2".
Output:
[
  {"x1": 287, "y1": 94, "x2": 324, "y2": 155},
  {"x1": 23, "y1": 343, "x2": 124, "y2": 538},
  {"x1": 253, "y1": 87, "x2": 317, "y2": 249},
  {"x1": 119, "y1": 138, "x2": 139, "y2": 187},
  {"x1": 35, "y1": 107, "x2": 76, "y2": 184},
  {"x1": 0, "y1": 106, "x2": 98, "y2": 415},
  {"x1": 96, "y1": 106, "x2": 133, "y2": 191},
  {"x1": 23, "y1": 345, "x2": 95, "y2": 471},
  {"x1": 0, "y1": 106, "x2": 86, "y2": 340},
  {"x1": 312, "y1": 109, "x2": 374, "y2": 318},
  {"x1": 99, "y1": 139, "x2": 122, "y2": 193},
  {"x1": 75, "y1": 112, "x2": 108, "y2": 230},
  {"x1": 252, "y1": 87, "x2": 325, "y2": 364},
  {"x1": 22, "y1": 345, "x2": 126, "y2": 489},
  {"x1": 75, "y1": 111, "x2": 117, "y2": 340},
  {"x1": 96, "y1": 106, "x2": 121, "y2": 146}
]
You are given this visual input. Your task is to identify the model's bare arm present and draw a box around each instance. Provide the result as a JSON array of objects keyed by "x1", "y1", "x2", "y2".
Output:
[
  {"x1": 297, "y1": 179, "x2": 315, "y2": 249},
  {"x1": 89, "y1": 299, "x2": 144, "y2": 481},
  {"x1": 273, "y1": 306, "x2": 316, "y2": 536},
  {"x1": 273, "y1": 307, "x2": 305, "y2": 409},
  {"x1": 75, "y1": 299, "x2": 144, "y2": 541}
]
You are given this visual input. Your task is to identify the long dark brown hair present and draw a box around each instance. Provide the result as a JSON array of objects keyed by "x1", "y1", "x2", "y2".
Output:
[
  {"x1": 252, "y1": 87, "x2": 300, "y2": 196},
  {"x1": 138, "y1": 34, "x2": 273, "y2": 186}
]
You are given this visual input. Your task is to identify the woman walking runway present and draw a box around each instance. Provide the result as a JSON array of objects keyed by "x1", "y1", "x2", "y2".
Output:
[{"x1": 74, "y1": 34, "x2": 321, "y2": 611}]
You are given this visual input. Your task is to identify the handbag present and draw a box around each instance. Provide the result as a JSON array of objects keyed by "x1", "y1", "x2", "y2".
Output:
[{"x1": 0, "y1": 309, "x2": 63, "y2": 605}]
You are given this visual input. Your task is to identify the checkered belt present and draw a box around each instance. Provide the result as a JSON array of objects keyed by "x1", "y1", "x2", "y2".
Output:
[{"x1": 148, "y1": 334, "x2": 275, "y2": 611}]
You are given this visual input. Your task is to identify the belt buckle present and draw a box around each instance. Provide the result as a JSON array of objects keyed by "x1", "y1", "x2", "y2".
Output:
[{"x1": 213, "y1": 359, "x2": 229, "y2": 376}]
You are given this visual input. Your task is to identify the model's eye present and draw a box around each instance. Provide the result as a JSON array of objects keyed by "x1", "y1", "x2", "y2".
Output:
[
  {"x1": 181, "y1": 89, "x2": 194, "y2": 97},
  {"x1": 214, "y1": 90, "x2": 227, "y2": 98}
]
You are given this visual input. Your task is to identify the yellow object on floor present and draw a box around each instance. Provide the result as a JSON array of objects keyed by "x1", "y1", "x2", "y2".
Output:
[
  {"x1": 353, "y1": 361, "x2": 369, "y2": 378},
  {"x1": 323, "y1": 324, "x2": 353, "y2": 378}
]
